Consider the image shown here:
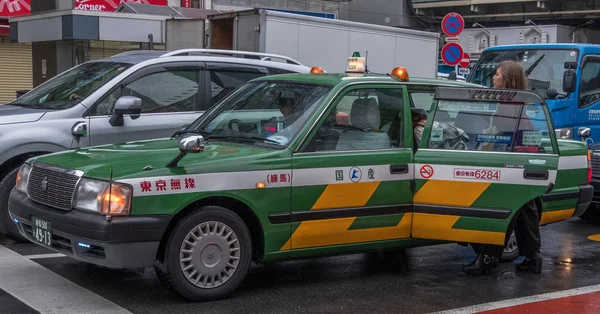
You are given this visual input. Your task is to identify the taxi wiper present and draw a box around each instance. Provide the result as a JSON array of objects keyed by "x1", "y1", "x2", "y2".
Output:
[
  {"x1": 208, "y1": 135, "x2": 283, "y2": 146},
  {"x1": 171, "y1": 129, "x2": 210, "y2": 138}
]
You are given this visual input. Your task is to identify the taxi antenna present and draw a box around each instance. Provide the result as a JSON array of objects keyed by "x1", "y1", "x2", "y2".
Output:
[
  {"x1": 106, "y1": 166, "x2": 113, "y2": 222},
  {"x1": 365, "y1": 51, "x2": 369, "y2": 73}
]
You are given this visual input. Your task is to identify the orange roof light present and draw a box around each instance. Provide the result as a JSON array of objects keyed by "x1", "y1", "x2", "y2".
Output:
[
  {"x1": 391, "y1": 67, "x2": 409, "y2": 82},
  {"x1": 310, "y1": 66, "x2": 325, "y2": 74}
]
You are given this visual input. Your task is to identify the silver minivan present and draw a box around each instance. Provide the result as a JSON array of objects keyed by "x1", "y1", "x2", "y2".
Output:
[{"x1": 0, "y1": 49, "x2": 311, "y2": 241}]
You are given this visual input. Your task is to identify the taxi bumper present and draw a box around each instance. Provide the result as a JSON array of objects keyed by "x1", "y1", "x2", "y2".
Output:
[
  {"x1": 574, "y1": 184, "x2": 594, "y2": 217},
  {"x1": 590, "y1": 179, "x2": 600, "y2": 204},
  {"x1": 8, "y1": 189, "x2": 172, "y2": 269}
]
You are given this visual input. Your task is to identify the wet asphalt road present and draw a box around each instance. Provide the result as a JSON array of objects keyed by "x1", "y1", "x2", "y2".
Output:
[{"x1": 3, "y1": 217, "x2": 600, "y2": 314}]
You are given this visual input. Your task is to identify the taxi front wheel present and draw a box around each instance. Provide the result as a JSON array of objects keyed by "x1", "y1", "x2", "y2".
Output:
[{"x1": 157, "y1": 206, "x2": 252, "y2": 301}]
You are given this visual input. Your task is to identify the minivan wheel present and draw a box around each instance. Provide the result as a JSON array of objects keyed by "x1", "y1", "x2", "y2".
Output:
[
  {"x1": 0, "y1": 167, "x2": 28, "y2": 242},
  {"x1": 159, "y1": 206, "x2": 252, "y2": 301}
]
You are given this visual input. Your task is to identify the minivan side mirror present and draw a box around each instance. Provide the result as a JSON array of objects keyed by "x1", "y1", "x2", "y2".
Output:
[
  {"x1": 71, "y1": 121, "x2": 87, "y2": 138},
  {"x1": 109, "y1": 96, "x2": 142, "y2": 127}
]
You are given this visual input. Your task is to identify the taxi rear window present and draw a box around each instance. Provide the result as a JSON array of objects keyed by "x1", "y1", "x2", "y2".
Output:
[{"x1": 426, "y1": 100, "x2": 554, "y2": 154}]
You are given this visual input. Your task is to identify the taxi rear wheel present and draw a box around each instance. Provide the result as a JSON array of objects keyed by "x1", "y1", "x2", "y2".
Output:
[
  {"x1": 500, "y1": 231, "x2": 519, "y2": 262},
  {"x1": 159, "y1": 206, "x2": 252, "y2": 301}
]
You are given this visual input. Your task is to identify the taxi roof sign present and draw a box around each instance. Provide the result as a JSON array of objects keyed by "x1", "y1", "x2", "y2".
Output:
[{"x1": 346, "y1": 51, "x2": 366, "y2": 73}]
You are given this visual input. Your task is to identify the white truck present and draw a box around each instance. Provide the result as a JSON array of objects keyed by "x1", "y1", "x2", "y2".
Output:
[{"x1": 205, "y1": 9, "x2": 440, "y2": 78}]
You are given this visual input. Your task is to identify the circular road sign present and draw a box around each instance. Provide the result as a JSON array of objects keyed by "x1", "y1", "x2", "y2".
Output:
[
  {"x1": 441, "y1": 13, "x2": 465, "y2": 37},
  {"x1": 441, "y1": 43, "x2": 464, "y2": 66},
  {"x1": 460, "y1": 52, "x2": 470, "y2": 68}
]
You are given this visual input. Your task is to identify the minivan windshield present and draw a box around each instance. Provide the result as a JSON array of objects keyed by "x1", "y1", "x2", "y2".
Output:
[
  {"x1": 470, "y1": 49, "x2": 578, "y2": 97},
  {"x1": 185, "y1": 81, "x2": 332, "y2": 147},
  {"x1": 9, "y1": 61, "x2": 131, "y2": 110}
]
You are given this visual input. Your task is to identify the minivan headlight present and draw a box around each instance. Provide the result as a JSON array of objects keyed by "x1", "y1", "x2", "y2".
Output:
[
  {"x1": 74, "y1": 178, "x2": 132, "y2": 216},
  {"x1": 15, "y1": 163, "x2": 32, "y2": 194}
]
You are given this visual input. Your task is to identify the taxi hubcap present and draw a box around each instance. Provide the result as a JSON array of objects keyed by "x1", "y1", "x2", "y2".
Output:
[{"x1": 179, "y1": 221, "x2": 241, "y2": 288}]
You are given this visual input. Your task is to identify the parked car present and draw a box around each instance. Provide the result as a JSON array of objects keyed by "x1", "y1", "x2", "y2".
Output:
[{"x1": 0, "y1": 48, "x2": 312, "y2": 242}]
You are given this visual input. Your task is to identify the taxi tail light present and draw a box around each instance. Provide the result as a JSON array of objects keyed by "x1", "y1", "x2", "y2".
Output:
[
  {"x1": 588, "y1": 150, "x2": 592, "y2": 184},
  {"x1": 390, "y1": 67, "x2": 409, "y2": 82}
]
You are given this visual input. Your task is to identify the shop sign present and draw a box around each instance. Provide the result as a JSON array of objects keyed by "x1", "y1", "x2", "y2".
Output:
[
  {"x1": 73, "y1": 0, "x2": 167, "y2": 12},
  {"x1": 0, "y1": 0, "x2": 31, "y2": 18}
]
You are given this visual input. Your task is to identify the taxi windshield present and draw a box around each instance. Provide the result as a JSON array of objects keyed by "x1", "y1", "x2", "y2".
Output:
[
  {"x1": 9, "y1": 61, "x2": 131, "y2": 110},
  {"x1": 187, "y1": 81, "x2": 332, "y2": 147},
  {"x1": 470, "y1": 49, "x2": 578, "y2": 97}
]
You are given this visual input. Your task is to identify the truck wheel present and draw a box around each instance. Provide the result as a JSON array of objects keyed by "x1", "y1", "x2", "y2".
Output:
[
  {"x1": 158, "y1": 206, "x2": 252, "y2": 301},
  {"x1": 0, "y1": 167, "x2": 28, "y2": 242},
  {"x1": 579, "y1": 203, "x2": 600, "y2": 223},
  {"x1": 500, "y1": 230, "x2": 519, "y2": 262}
]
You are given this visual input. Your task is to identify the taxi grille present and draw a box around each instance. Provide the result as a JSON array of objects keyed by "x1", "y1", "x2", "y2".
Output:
[
  {"x1": 27, "y1": 165, "x2": 80, "y2": 211},
  {"x1": 591, "y1": 151, "x2": 600, "y2": 179}
]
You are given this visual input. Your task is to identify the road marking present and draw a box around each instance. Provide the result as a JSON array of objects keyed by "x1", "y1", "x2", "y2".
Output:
[
  {"x1": 0, "y1": 244, "x2": 132, "y2": 314},
  {"x1": 23, "y1": 253, "x2": 65, "y2": 259},
  {"x1": 431, "y1": 283, "x2": 600, "y2": 313}
]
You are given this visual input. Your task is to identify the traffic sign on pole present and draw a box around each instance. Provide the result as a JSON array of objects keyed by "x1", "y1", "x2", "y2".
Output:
[
  {"x1": 441, "y1": 13, "x2": 465, "y2": 37},
  {"x1": 441, "y1": 43, "x2": 464, "y2": 66},
  {"x1": 459, "y1": 52, "x2": 470, "y2": 68}
]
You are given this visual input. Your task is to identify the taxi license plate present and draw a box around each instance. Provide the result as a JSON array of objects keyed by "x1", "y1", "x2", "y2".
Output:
[{"x1": 31, "y1": 216, "x2": 52, "y2": 247}]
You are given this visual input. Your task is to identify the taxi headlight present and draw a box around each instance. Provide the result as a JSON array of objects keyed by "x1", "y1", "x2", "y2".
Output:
[
  {"x1": 15, "y1": 163, "x2": 32, "y2": 194},
  {"x1": 74, "y1": 178, "x2": 132, "y2": 216},
  {"x1": 555, "y1": 127, "x2": 573, "y2": 139}
]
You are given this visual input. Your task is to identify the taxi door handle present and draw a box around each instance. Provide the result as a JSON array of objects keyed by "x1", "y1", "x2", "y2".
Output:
[
  {"x1": 390, "y1": 164, "x2": 409, "y2": 174},
  {"x1": 523, "y1": 169, "x2": 549, "y2": 180}
]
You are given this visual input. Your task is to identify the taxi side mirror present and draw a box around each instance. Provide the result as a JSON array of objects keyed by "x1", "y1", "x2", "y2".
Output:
[{"x1": 166, "y1": 135, "x2": 205, "y2": 168}]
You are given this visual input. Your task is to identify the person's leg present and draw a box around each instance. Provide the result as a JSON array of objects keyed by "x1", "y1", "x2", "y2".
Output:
[
  {"x1": 462, "y1": 244, "x2": 500, "y2": 275},
  {"x1": 515, "y1": 203, "x2": 542, "y2": 274}
]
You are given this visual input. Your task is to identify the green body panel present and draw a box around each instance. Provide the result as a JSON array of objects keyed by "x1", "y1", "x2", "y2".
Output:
[
  {"x1": 557, "y1": 139, "x2": 589, "y2": 156},
  {"x1": 348, "y1": 214, "x2": 405, "y2": 230}
]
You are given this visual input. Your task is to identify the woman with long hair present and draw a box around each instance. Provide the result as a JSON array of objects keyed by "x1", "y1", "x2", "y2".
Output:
[{"x1": 463, "y1": 60, "x2": 542, "y2": 275}]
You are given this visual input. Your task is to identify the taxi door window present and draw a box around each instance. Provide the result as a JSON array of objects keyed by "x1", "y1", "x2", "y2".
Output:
[
  {"x1": 514, "y1": 103, "x2": 555, "y2": 154},
  {"x1": 303, "y1": 88, "x2": 405, "y2": 152},
  {"x1": 426, "y1": 101, "x2": 519, "y2": 152}
]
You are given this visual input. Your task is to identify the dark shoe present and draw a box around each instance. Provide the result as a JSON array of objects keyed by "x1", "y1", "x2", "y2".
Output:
[
  {"x1": 515, "y1": 257, "x2": 542, "y2": 274},
  {"x1": 462, "y1": 254, "x2": 498, "y2": 275}
]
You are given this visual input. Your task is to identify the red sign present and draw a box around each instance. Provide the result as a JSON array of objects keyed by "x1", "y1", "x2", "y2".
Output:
[
  {"x1": 181, "y1": 0, "x2": 191, "y2": 8},
  {"x1": 441, "y1": 12, "x2": 464, "y2": 37},
  {"x1": 460, "y1": 52, "x2": 470, "y2": 68},
  {"x1": 441, "y1": 42, "x2": 464, "y2": 66},
  {"x1": 73, "y1": 0, "x2": 167, "y2": 12},
  {"x1": 420, "y1": 165, "x2": 434, "y2": 179},
  {"x1": 0, "y1": 0, "x2": 31, "y2": 18}
]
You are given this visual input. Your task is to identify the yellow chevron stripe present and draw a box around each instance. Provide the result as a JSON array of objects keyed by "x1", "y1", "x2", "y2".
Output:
[
  {"x1": 413, "y1": 180, "x2": 490, "y2": 207},
  {"x1": 411, "y1": 213, "x2": 506, "y2": 245},
  {"x1": 280, "y1": 213, "x2": 412, "y2": 250},
  {"x1": 540, "y1": 208, "x2": 575, "y2": 225}
]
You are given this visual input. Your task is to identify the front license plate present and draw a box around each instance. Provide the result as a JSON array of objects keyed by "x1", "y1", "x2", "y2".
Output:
[{"x1": 31, "y1": 216, "x2": 52, "y2": 247}]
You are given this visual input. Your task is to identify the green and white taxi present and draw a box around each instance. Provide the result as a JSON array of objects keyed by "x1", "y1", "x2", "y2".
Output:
[{"x1": 9, "y1": 64, "x2": 593, "y2": 301}]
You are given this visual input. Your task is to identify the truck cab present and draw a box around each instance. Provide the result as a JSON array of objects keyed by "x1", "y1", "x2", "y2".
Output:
[{"x1": 469, "y1": 44, "x2": 600, "y2": 144}]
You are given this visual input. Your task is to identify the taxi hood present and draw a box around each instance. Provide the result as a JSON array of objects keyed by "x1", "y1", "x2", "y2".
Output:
[{"x1": 31, "y1": 137, "x2": 286, "y2": 181}]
